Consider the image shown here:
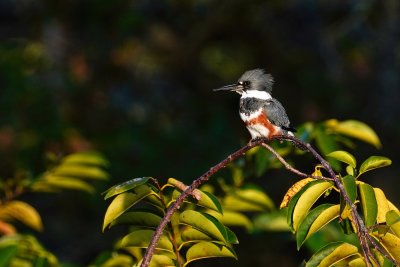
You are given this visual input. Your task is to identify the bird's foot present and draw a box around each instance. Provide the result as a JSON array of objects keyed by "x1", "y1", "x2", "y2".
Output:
[{"x1": 249, "y1": 137, "x2": 268, "y2": 145}]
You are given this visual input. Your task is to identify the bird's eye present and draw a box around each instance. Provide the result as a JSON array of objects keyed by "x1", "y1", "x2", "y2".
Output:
[{"x1": 243, "y1": 81, "x2": 250, "y2": 86}]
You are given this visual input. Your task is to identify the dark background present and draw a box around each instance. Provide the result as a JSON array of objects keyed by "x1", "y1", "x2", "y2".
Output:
[{"x1": 0, "y1": 0, "x2": 399, "y2": 266}]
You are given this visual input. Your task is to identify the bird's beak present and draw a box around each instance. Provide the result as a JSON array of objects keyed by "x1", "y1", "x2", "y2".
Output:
[{"x1": 213, "y1": 83, "x2": 242, "y2": 92}]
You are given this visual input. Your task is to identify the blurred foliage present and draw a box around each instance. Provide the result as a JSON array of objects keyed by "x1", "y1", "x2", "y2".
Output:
[
  {"x1": 0, "y1": 152, "x2": 108, "y2": 266},
  {"x1": 1, "y1": 0, "x2": 399, "y2": 266}
]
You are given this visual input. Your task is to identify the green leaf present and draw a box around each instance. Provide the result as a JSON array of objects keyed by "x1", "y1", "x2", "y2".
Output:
[
  {"x1": 118, "y1": 229, "x2": 173, "y2": 252},
  {"x1": 0, "y1": 201, "x2": 43, "y2": 231},
  {"x1": 103, "y1": 185, "x2": 154, "y2": 231},
  {"x1": 292, "y1": 181, "x2": 334, "y2": 231},
  {"x1": 358, "y1": 156, "x2": 392, "y2": 177},
  {"x1": 103, "y1": 177, "x2": 151, "y2": 200},
  {"x1": 306, "y1": 241, "x2": 359, "y2": 267},
  {"x1": 225, "y1": 226, "x2": 239, "y2": 244},
  {"x1": 110, "y1": 210, "x2": 162, "y2": 229},
  {"x1": 0, "y1": 246, "x2": 18, "y2": 266},
  {"x1": 358, "y1": 182, "x2": 377, "y2": 227},
  {"x1": 326, "y1": 151, "x2": 357, "y2": 168},
  {"x1": 327, "y1": 119, "x2": 381, "y2": 148},
  {"x1": 184, "y1": 241, "x2": 237, "y2": 266},
  {"x1": 179, "y1": 210, "x2": 229, "y2": 244},
  {"x1": 222, "y1": 184, "x2": 274, "y2": 212},
  {"x1": 296, "y1": 204, "x2": 339, "y2": 250},
  {"x1": 342, "y1": 175, "x2": 357, "y2": 203}
]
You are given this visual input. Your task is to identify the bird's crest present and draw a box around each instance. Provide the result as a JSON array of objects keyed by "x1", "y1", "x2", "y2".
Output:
[{"x1": 238, "y1": 69, "x2": 274, "y2": 93}]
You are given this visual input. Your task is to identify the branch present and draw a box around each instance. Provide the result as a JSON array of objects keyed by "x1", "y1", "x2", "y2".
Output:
[
  {"x1": 140, "y1": 138, "x2": 266, "y2": 267},
  {"x1": 140, "y1": 135, "x2": 398, "y2": 267}
]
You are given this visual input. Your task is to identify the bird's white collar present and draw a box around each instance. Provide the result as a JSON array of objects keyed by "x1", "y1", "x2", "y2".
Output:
[{"x1": 241, "y1": 90, "x2": 272, "y2": 100}]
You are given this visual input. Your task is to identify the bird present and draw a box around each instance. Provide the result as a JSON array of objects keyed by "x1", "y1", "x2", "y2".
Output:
[{"x1": 214, "y1": 69, "x2": 296, "y2": 140}]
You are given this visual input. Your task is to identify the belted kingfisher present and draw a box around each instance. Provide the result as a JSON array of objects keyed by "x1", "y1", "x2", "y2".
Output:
[{"x1": 214, "y1": 69, "x2": 296, "y2": 140}]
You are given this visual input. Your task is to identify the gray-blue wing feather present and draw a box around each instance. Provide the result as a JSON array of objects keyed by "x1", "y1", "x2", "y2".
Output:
[{"x1": 264, "y1": 98, "x2": 294, "y2": 131}]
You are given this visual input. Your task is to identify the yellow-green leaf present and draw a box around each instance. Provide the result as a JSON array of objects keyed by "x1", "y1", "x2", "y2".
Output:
[
  {"x1": 103, "y1": 177, "x2": 151, "y2": 200},
  {"x1": 0, "y1": 201, "x2": 43, "y2": 231},
  {"x1": 179, "y1": 210, "x2": 228, "y2": 244},
  {"x1": 253, "y1": 211, "x2": 290, "y2": 232},
  {"x1": 386, "y1": 210, "x2": 400, "y2": 237},
  {"x1": 51, "y1": 165, "x2": 108, "y2": 180},
  {"x1": 292, "y1": 181, "x2": 334, "y2": 231},
  {"x1": 103, "y1": 185, "x2": 153, "y2": 231},
  {"x1": 287, "y1": 180, "x2": 323, "y2": 228},
  {"x1": 222, "y1": 185, "x2": 274, "y2": 212},
  {"x1": 296, "y1": 204, "x2": 339, "y2": 249},
  {"x1": 374, "y1": 187, "x2": 390, "y2": 224},
  {"x1": 118, "y1": 229, "x2": 173, "y2": 252},
  {"x1": 372, "y1": 232, "x2": 400, "y2": 263},
  {"x1": 280, "y1": 178, "x2": 315, "y2": 209},
  {"x1": 110, "y1": 210, "x2": 162, "y2": 229},
  {"x1": 207, "y1": 210, "x2": 252, "y2": 230},
  {"x1": 196, "y1": 191, "x2": 223, "y2": 214},
  {"x1": 37, "y1": 176, "x2": 94, "y2": 193},
  {"x1": 170, "y1": 186, "x2": 223, "y2": 214},
  {"x1": 181, "y1": 227, "x2": 213, "y2": 243},
  {"x1": 306, "y1": 241, "x2": 359, "y2": 267},
  {"x1": 184, "y1": 241, "x2": 237, "y2": 266},
  {"x1": 347, "y1": 257, "x2": 366, "y2": 267},
  {"x1": 327, "y1": 119, "x2": 381, "y2": 148},
  {"x1": 100, "y1": 254, "x2": 133, "y2": 267},
  {"x1": 358, "y1": 182, "x2": 378, "y2": 227},
  {"x1": 358, "y1": 156, "x2": 392, "y2": 177},
  {"x1": 148, "y1": 254, "x2": 175, "y2": 267},
  {"x1": 326, "y1": 151, "x2": 357, "y2": 168},
  {"x1": 62, "y1": 152, "x2": 108, "y2": 167}
]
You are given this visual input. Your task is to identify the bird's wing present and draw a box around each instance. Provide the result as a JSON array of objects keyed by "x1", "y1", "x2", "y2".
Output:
[{"x1": 264, "y1": 98, "x2": 291, "y2": 129}]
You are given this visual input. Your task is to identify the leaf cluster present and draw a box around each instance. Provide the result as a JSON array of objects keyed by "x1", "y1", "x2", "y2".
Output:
[
  {"x1": 285, "y1": 152, "x2": 399, "y2": 266},
  {"x1": 99, "y1": 177, "x2": 238, "y2": 267}
]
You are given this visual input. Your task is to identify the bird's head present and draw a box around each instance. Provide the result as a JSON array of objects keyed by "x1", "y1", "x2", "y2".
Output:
[{"x1": 213, "y1": 69, "x2": 274, "y2": 96}]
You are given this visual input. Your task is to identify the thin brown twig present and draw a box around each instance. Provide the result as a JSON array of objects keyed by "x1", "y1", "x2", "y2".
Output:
[{"x1": 259, "y1": 142, "x2": 334, "y2": 181}]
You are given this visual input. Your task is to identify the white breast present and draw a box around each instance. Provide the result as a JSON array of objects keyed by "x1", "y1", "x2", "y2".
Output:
[{"x1": 239, "y1": 108, "x2": 263, "y2": 122}]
